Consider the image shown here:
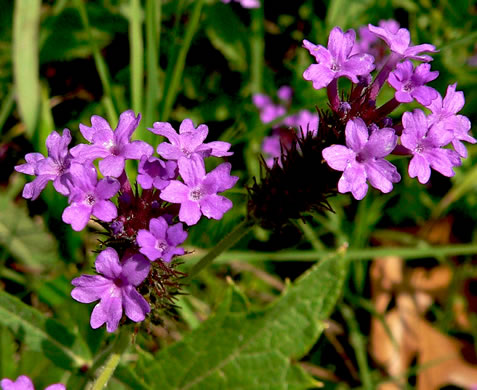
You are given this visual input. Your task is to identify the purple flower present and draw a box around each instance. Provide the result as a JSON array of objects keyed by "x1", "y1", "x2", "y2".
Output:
[
  {"x1": 62, "y1": 163, "x2": 120, "y2": 231},
  {"x1": 252, "y1": 94, "x2": 287, "y2": 124},
  {"x1": 15, "y1": 129, "x2": 73, "y2": 200},
  {"x1": 1, "y1": 375, "x2": 64, "y2": 390},
  {"x1": 137, "y1": 156, "x2": 177, "y2": 190},
  {"x1": 401, "y1": 109, "x2": 461, "y2": 184},
  {"x1": 427, "y1": 83, "x2": 475, "y2": 158},
  {"x1": 71, "y1": 110, "x2": 153, "y2": 177},
  {"x1": 367, "y1": 24, "x2": 437, "y2": 61},
  {"x1": 71, "y1": 248, "x2": 150, "y2": 333},
  {"x1": 388, "y1": 61, "x2": 438, "y2": 105},
  {"x1": 284, "y1": 109, "x2": 319, "y2": 137},
  {"x1": 303, "y1": 27, "x2": 375, "y2": 90},
  {"x1": 160, "y1": 155, "x2": 239, "y2": 225},
  {"x1": 136, "y1": 217, "x2": 187, "y2": 262},
  {"x1": 221, "y1": 0, "x2": 260, "y2": 8},
  {"x1": 150, "y1": 119, "x2": 232, "y2": 160},
  {"x1": 322, "y1": 118, "x2": 400, "y2": 200}
]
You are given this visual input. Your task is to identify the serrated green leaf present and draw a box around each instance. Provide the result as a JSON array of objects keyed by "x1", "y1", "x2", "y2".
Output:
[
  {"x1": 0, "y1": 194, "x2": 60, "y2": 269},
  {"x1": 13, "y1": 0, "x2": 40, "y2": 136},
  {"x1": 0, "y1": 325, "x2": 16, "y2": 379},
  {"x1": 0, "y1": 290, "x2": 91, "y2": 370},
  {"x1": 204, "y1": 4, "x2": 248, "y2": 72},
  {"x1": 136, "y1": 253, "x2": 347, "y2": 390}
]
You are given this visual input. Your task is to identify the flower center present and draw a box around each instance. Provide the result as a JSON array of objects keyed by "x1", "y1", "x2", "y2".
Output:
[
  {"x1": 155, "y1": 240, "x2": 168, "y2": 253},
  {"x1": 356, "y1": 153, "x2": 366, "y2": 163},
  {"x1": 414, "y1": 144, "x2": 424, "y2": 153},
  {"x1": 330, "y1": 62, "x2": 340, "y2": 72},
  {"x1": 403, "y1": 82, "x2": 414, "y2": 92},
  {"x1": 113, "y1": 277, "x2": 124, "y2": 288},
  {"x1": 189, "y1": 187, "x2": 204, "y2": 201},
  {"x1": 181, "y1": 147, "x2": 192, "y2": 157},
  {"x1": 85, "y1": 193, "x2": 96, "y2": 205}
]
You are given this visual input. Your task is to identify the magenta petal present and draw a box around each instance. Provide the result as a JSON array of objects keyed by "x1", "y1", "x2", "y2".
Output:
[
  {"x1": 203, "y1": 162, "x2": 238, "y2": 193},
  {"x1": 70, "y1": 144, "x2": 109, "y2": 162},
  {"x1": 137, "y1": 229, "x2": 157, "y2": 250},
  {"x1": 90, "y1": 295, "x2": 122, "y2": 332},
  {"x1": 178, "y1": 155, "x2": 205, "y2": 186},
  {"x1": 200, "y1": 195, "x2": 232, "y2": 220},
  {"x1": 95, "y1": 248, "x2": 122, "y2": 279},
  {"x1": 425, "y1": 149, "x2": 459, "y2": 177},
  {"x1": 160, "y1": 181, "x2": 189, "y2": 203},
  {"x1": 96, "y1": 177, "x2": 120, "y2": 200},
  {"x1": 303, "y1": 64, "x2": 335, "y2": 90},
  {"x1": 203, "y1": 141, "x2": 233, "y2": 157},
  {"x1": 71, "y1": 275, "x2": 111, "y2": 303},
  {"x1": 150, "y1": 122, "x2": 180, "y2": 145},
  {"x1": 365, "y1": 160, "x2": 399, "y2": 193},
  {"x1": 1, "y1": 376, "x2": 35, "y2": 390},
  {"x1": 345, "y1": 118, "x2": 369, "y2": 152},
  {"x1": 115, "y1": 110, "x2": 141, "y2": 145},
  {"x1": 92, "y1": 200, "x2": 117, "y2": 222},
  {"x1": 322, "y1": 145, "x2": 355, "y2": 171},
  {"x1": 23, "y1": 175, "x2": 52, "y2": 200},
  {"x1": 99, "y1": 155, "x2": 125, "y2": 177},
  {"x1": 149, "y1": 217, "x2": 168, "y2": 239},
  {"x1": 364, "y1": 128, "x2": 397, "y2": 158},
  {"x1": 408, "y1": 154, "x2": 431, "y2": 184},
  {"x1": 121, "y1": 254, "x2": 150, "y2": 286},
  {"x1": 45, "y1": 385, "x2": 66, "y2": 390},
  {"x1": 62, "y1": 203, "x2": 92, "y2": 231},
  {"x1": 157, "y1": 142, "x2": 182, "y2": 160},
  {"x1": 179, "y1": 200, "x2": 202, "y2": 226},
  {"x1": 122, "y1": 285, "x2": 150, "y2": 322},
  {"x1": 328, "y1": 27, "x2": 355, "y2": 63},
  {"x1": 167, "y1": 223, "x2": 188, "y2": 246},
  {"x1": 123, "y1": 140, "x2": 154, "y2": 160}
]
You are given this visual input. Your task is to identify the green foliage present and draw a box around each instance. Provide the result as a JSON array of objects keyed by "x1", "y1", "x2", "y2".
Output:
[
  {"x1": 0, "y1": 193, "x2": 61, "y2": 270},
  {"x1": 0, "y1": 290, "x2": 91, "y2": 370},
  {"x1": 131, "y1": 253, "x2": 347, "y2": 389}
]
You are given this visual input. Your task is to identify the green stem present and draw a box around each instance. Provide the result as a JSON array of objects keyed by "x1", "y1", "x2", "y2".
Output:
[
  {"x1": 142, "y1": 0, "x2": 161, "y2": 143},
  {"x1": 0, "y1": 87, "x2": 15, "y2": 134},
  {"x1": 74, "y1": 0, "x2": 117, "y2": 124},
  {"x1": 160, "y1": 0, "x2": 205, "y2": 121},
  {"x1": 129, "y1": 0, "x2": 144, "y2": 114},
  {"x1": 341, "y1": 304, "x2": 373, "y2": 390},
  {"x1": 250, "y1": 4, "x2": 264, "y2": 94},
  {"x1": 89, "y1": 327, "x2": 131, "y2": 390},
  {"x1": 183, "y1": 243, "x2": 477, "y2": 264},
  {"x1": 184, "y1": 219, "x2": 254, "y2": 281}
]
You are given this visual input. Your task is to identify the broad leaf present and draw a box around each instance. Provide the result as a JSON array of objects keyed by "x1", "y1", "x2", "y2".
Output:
[
  {"x1": 133, "y1": 253, "x2": 347, "y2": 389},
  {"x1": 0, "y1": 290, "x2": 91, "y2": 370},
  {"x1": 0, "y1": 193, "x2": 61, "y2": 269}
]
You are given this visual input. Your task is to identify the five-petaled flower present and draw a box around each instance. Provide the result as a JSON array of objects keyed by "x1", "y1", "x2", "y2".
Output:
[
  {"x1": 303, "y1": 26, "x2": 375, "y2": 90},
  {"x1": 160, "y1": 155, "x2": 238, "y2": 225},
  {"x1": 71, "y1": 248, "x2": 151, "y2": 333},
  {"x1": 322, "y1": 118, "x2": 401, "y2": 200}
]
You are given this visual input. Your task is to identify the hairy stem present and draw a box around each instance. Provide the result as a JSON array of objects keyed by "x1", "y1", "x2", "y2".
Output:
[{"x1": 89, "y1": 327, "x2": 131, "y2": 390}]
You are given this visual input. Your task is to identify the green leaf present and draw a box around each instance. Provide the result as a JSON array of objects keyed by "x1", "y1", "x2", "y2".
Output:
[
  {"x1": 0, "y1": 290, "x2": 91, "y2": 370},
  {"x1": 0, "y1": 193, "x2": 61, "y2": 270},
  {"x1": 135, "y1": 253, "x2": 347, "y2": 389},
  {"x1": 204, "y1": 4, "x2": 248, "y2": 72},
  {"x1": 13, "y1": 0, "x2": 41, "y2": 137},
  {"x1": 0, "y1": 325, "x2": 16, "y2": 379}
]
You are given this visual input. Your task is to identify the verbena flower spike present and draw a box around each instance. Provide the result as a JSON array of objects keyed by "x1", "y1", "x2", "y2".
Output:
[
  {"x1": 249, "y1": 20, "x2": 473, "y2": 229},
  {"x1": 15, "y1": 112, "x2": 237, "y2": 332}
]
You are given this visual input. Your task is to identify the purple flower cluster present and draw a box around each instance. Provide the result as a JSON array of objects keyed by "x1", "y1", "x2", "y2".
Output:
[
  {"x1": 253, "y1": 86, "x2": 319, "y2": 167},
  {"x1": 301, "y1": 21, "x2": 474, "y2": 199},
  {"x1": 1, "y1": 375, "x2": 64, "y2": 390},
  {"x1": 15, "y1": 112, "x2": 237, "y2": 332}
]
